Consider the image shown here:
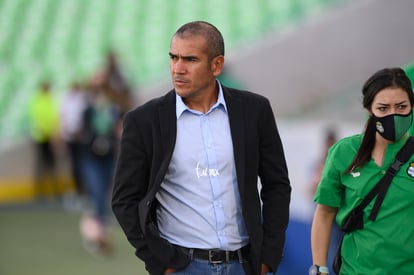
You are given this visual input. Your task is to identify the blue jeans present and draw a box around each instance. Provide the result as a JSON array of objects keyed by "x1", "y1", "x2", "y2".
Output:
[
  {"x1": 80, "y1": 152, "x2": 114, "y2": 224},
  {"x1": 169, "y1": 258, "x2": 246, "y2": 275}
]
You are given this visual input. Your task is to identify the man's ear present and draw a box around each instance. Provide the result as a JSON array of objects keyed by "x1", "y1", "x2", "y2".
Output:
[{"x1": 212, "y1": 55, "x2": 224, "y2": 77}]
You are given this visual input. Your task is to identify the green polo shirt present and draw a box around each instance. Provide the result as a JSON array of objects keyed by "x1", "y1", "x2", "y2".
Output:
[{"x1": 314, "y1": 134, "x2": 414, "y2": 274}]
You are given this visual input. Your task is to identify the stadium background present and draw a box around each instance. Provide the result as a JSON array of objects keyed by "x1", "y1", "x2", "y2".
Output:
[{"x1": 1, "y1": 0, "x2": 414, "y2": 274}]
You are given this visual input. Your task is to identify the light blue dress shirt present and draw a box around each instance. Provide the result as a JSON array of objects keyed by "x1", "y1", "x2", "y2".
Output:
[{"x1": 156, "y1": 82, "x2": 249, "y2": 250}]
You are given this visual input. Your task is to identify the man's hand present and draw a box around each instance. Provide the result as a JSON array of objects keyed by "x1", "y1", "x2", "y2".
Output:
[
  {"x1": 261, "y1": 263, "x2": 270, "y2": 274},
  {"x1": 163, "y1": 268, "x2": 177, "y2": 274}
]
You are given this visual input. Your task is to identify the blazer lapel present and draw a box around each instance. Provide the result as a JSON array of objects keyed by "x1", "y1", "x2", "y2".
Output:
[
  {"x1": 223, "y1": 87, "x2": 246, "y2": 197},
  {"x1": 155, "y1": 91, "x2": 177, "y2": 192},
  {"x1": 139, "y1": 91, "x2": 176, "y2": 230}
]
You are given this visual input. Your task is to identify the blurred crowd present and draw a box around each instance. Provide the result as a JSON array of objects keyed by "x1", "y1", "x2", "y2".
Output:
[{"x1": 28, "y1": 51, "x2": 136, "y2": 257}]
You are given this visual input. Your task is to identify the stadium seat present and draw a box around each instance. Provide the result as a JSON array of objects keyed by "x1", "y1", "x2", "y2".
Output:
[{"x1": 0, "y1": 0, "x2": 348, "y2": 143}]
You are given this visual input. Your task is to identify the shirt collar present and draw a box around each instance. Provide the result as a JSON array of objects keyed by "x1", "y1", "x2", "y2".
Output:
[{"x1": 176, "y1": 80, "x2": 227, "y2": 119}]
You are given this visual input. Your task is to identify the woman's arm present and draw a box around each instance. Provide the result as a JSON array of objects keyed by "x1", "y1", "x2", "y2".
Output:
[{"x1": 311, "y1": 204, "x2": 337, "y2": 274}]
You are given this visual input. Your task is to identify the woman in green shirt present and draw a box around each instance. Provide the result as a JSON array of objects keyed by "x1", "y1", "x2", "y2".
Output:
[{"x1": 310, "y1": 68, "x2": 414, "y2": 275}]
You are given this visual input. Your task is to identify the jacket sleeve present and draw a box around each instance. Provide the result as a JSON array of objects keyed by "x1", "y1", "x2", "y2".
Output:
[
  {"x1": 258, "y1": 99, "x2": 291, "y2": 272},
  {"x1": 111, "y1": 110, "x2": 163, "y2": 274}
]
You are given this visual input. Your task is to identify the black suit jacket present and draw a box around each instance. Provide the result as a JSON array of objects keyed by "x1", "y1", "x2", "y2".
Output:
[{"x1": 112, "y1": 86, "x2": 291, "y2": 275}]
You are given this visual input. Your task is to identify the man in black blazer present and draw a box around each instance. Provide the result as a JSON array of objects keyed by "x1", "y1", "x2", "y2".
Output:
[{"x1": 112, "y1": 21, "x2": 291, "y2": 275}]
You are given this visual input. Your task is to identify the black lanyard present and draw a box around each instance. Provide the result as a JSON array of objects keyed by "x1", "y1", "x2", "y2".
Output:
[{"x1": 341, "y1": 136, "x2": 414, "y2": 232}]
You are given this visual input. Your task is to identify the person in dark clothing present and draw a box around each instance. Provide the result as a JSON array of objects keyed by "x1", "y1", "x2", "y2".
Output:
[{"x1": 111, "y1": 21, "x2": 291, "y2": 275}]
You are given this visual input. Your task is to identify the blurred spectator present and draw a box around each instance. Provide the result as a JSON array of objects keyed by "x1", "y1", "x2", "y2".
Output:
[
  {"x1": 101, "y1": 50, "x2": 135, "y2": 113},
  {"x1": 103, "y1": 50, "x2": 131, "y2": 95},
  {"x1": 28, "y1": 81, "x2": 60, "y2": 200},
  {"x1": 310, "y1": 127, "x2": 337, "y2": 195},
  {"x1": 78, "y1": 82, "x2": 122, "y2": 256},
  {"x1": 60, "y1": 82, "x2": 88, "y2": 197}
]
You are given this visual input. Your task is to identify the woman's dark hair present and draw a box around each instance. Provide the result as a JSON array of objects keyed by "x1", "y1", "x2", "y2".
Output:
[
  {"x1": 344, "y1": 67, "x2": 414, "y2": 174},
  {"x1": 173, "y1": 21, "x2": 225, "y2": 61}
]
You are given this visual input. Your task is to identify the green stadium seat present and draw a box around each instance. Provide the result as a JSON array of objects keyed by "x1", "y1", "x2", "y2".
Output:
[{"x1": 0, "y1": 0, "x2": 349, "y2": 143}]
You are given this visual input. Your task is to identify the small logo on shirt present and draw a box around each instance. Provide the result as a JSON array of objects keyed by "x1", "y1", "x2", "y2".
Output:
[
  {"x1": 196, "y1": 162, "x2": 220, "y2": 179},
  {"x1": 350, "y1": 171, "x2": 360, "y2": 178},
  {"x1": 407, "y1": 162, "x2": 414, "y2": 178}
]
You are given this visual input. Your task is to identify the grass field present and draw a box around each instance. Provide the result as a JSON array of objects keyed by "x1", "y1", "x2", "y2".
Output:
[
  {"x1": 0, "y1": 202, "x2": 146, "y2": 275},
  {"x1": 0, "y1": 201, "x2": 312, "y2": 275}
]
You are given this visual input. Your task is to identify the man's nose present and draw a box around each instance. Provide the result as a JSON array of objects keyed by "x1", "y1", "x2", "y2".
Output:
[{"x1": 172, "y1": 59, "x2": 185, "y2": 74}]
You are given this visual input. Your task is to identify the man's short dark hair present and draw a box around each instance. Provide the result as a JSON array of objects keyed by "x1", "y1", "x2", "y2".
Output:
[{"x1": 174, "y1": 21, "x2": 225, "y2": 60}]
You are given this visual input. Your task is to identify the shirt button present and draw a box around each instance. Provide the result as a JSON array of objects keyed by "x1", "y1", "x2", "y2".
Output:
[{"x1": 382, "y1": 170, "x2": 386, "y2": 175}]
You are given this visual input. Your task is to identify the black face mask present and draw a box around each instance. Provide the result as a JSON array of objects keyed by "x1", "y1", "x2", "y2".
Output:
[{"x1": 372, "y1": 111, "x2": 413, "y2": 141}]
